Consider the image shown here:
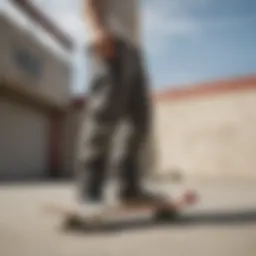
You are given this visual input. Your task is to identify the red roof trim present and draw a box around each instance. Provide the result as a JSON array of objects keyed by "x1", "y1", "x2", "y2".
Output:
[
  {"x1": 11, "y1": 0, "x2": 74, "y2": 51},
  {"x1": 153, "y1": 75, "x2": 256, "y2": 102},
  {"x1": 71, "y1": 75, "x2": 256, "y2": 109}
]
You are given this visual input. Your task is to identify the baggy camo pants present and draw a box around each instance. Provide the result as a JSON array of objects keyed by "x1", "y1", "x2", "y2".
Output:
[{"x1": 76, "y1": 36, "x2": 152, "y2": 201}]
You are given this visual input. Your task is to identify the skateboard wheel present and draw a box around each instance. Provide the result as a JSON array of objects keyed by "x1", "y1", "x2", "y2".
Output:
[
  {"x1": 63, "y1": 215, "x2": 83, "y2": 230},
  {"x1": 184, "y1": 190, "x2": 197, "y2": 204},
  {"x1": 154, "y1": 208, "x2": 179, "y2": 222}
]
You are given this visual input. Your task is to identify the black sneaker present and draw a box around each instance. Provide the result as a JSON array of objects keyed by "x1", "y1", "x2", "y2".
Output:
[{"x1": 120, "y1": 189, "x2": 167, "y2": 207}]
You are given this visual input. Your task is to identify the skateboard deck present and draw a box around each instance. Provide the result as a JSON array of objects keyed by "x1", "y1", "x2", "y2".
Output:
[{"x1": 44, "y1": 190, "x2": 198, "y2": 229}]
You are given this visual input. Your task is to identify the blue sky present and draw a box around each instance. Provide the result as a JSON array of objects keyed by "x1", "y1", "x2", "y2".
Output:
[
  {"x1": 3, "y1": 0, "x2": 256, "y2": 93},
  {"x1": 141, "y1": 0, "x2": 256, "y2": 90}
]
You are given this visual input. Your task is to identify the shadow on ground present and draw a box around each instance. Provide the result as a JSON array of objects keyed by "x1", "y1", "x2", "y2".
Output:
[{"x1": 60, "y1": 209, "x2": 256, "y2": 235}]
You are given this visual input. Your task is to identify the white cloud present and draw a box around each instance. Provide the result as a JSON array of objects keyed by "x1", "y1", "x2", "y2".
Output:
[
  {"x1": 143, "y1": 8, "x2": 199, "y2": 37},
  {"x1": 142, "y1": 0, "x2": 256, "y2": 45},
  {"x1": 141, "y1": 1, "x2": 203, "y2": 55},
  {"x1": 141, "y1": 0, "x2": 206, "y2": 52}
]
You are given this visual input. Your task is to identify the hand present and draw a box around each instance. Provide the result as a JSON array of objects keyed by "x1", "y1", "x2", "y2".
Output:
[{"x1": 92, "y1": 28, "x2": 115, "y2": 59}]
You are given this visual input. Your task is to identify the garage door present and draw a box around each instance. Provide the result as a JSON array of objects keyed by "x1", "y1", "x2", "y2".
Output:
[{"x1": 0, "y1": 98, "x2": 49, "y2": 179}]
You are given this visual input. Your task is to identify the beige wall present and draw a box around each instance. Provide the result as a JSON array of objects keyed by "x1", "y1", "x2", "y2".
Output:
[
  {"x1": 153, "y1": 89, "x2": 256, "y2": 180},
  {"x1": 0, "y1": 15, "x2": 71, "y2": 107}
]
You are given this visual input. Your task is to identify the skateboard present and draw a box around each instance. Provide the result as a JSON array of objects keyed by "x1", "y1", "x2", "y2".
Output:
[{"x1": 44, "y1": 190, "x2": 197, "y2": 230}]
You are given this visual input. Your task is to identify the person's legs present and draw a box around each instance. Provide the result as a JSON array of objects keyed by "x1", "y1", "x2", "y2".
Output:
[
  {"x1": 116, "y1": 46, "x2": 165, "y2": 204},
  {"x1": 117, "y1": 48, "x2": 151, "y2": 196},
  {"x1": 76, "y1": 37, "x2": 132, "y2": 209}
]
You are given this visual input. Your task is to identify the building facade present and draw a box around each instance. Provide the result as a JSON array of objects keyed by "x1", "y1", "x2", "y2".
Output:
[{"x1": 0, "y1": 1, "x2": 73, "y2": 180}]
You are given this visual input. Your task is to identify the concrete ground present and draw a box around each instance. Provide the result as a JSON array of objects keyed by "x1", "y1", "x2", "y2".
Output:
[{"x1": 0, "y1": 180, "x2": 256, "y2": 256}]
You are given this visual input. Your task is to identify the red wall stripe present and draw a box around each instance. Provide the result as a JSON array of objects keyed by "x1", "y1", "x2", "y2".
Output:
[
  {"x1": 49, "y1": 116, "x2": 62, "y2": 177},
  {"x1": 71, "y1": 75, "x2": 256, "y2": 108},
  {"x1": 153, "y1": 75, "x2": 256, "y2": 102}
]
